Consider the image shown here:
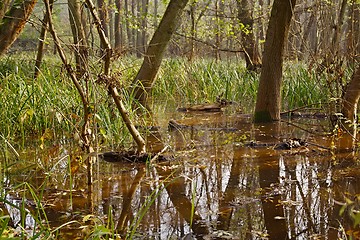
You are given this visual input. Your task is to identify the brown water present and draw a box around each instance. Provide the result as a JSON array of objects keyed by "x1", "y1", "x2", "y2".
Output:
[{"x1": 2, "y1": 109, "x2": 360, "y2": 239}]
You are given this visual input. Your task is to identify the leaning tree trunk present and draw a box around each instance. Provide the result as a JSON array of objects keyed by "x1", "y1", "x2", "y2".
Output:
[
  {"x1": 0, "y1": 0, "x2": 38, "y2": 56},
  {"x1": 132, "y1": 0, "x2": 189, "y2": 110},
  {"x1": 254, "y1": 0, "x2": 296, "y2": 123},
  {"x1": 85, "y1": 0, "x2": 146, "y2": 154},
  {"x1": 342, "y1": 66, "x2": 360, "y2": 123}
]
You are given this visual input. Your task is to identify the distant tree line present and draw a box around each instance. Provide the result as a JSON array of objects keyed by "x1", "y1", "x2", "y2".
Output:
[{"x1": 1, "y1": 1, "x2": 359, "y2": 67}]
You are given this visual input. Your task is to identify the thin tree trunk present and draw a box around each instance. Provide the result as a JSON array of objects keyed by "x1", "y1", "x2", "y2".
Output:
[
  {"x1": 34, "y1": 0, "x2": 54, "y2": 79},
  {"x1": 0, "y1": 0, "x2": 11, "y2": 21},
  {"x1": 97, "y1": 0, "x2": 109, "y2": 52},
  {"x1": 254, "y1": 0, "x2": 296, "y2": 122},
  {"x1": 68, "y1": 0, "x2": 89, "y2": 76},
  {"x1": 131, "y1": 0, "x2": 136, "y2": 53},
  {"x1": 108, "y1": 0, "x2": 114, "y2": 46},
  {"x1": 114, "y1": 0, "x2": 122, "y2": 52},
  {"x1": 86, "y1": 0, "x2": 146, "y2": 153},
  {"x1": 44, "y1": 0, "x2": 92, "y2": 154},
  {"x1": 141, "y1": 0, "x2": 149, "y2": 54},
  {"x1": 237, "y1": 0, "x2": 262, "y2": 71},
  {"x1": 132, "y1": 0, "x2": 189, "y2": 110},
  {"x1": 0, "y1": 0, "x2": 38, "y2": 56}
]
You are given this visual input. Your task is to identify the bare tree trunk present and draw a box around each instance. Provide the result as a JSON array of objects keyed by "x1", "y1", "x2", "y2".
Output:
[
  {"x1": 132, "y1": 0, "x2": 189, "y2": 110},
  {"x1": 342, "y1": 66, "x2": 360, "y2": 123},
  {"x1": 131, "y1": 0, "x2": 136, "y2": 53},
  {"x1": 214, "y1": 0, "x2": 224, "y2": 60},
  {"x1": 237, "y1": 0, "x2": 262, "y2": 71},
  {"x1": 0, "y1": 0, "x2": 38, "y2": 56},
  {"x1": 141, "y1": 0, "x2": 148, "y2": 54},
  {"x1": 300, "y1": 8, "x2": 317, "y2": 58},
  {"x1": 68, "y1": 0, "x2": 89, "y2": 76},
  {"x1": 124, "y1": 0, "x2": 134, "y2": 54},
  {"x1": 34, "y1": 0, "x2": 54, "y2": 79},
  {"x1": 108, "y1": 0, "x2": 114, "y2": 46},
  {"x1": 86, "y1": 0, "x2": 146, "y2": 153},
  {"x1": 0, "y1": 0, "x2": 11, "y2": 21},
  {"x1": 44, "y1": 0, "x2": 92, "y2": 154},
  {"x1": 114, "y1": 0, "x2": 123, "y2": 53},
  {"x1": 347, "y1": 1, "x2": 360, "y2": 62},
  {"x1": 318, "y1": 0, "x2": 347, "y2": 71},
  {"x1": 153, "y1": 0, "x2": 158, "y2": 26},
  {"x1": 254, "y1": 0, "x2": 296, "y2": 122},
  {"x1": 97, "y1": 0, "x2": 109, "y2": 51}
]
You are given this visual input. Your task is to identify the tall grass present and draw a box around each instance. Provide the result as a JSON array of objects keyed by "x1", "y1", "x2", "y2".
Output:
[{"x1": 0, "y1": 54, "x2": 341, "y2": 147}]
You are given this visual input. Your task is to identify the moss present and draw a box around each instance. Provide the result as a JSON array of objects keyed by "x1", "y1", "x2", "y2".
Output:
[{"x1": 254, "y1": 111, "x2": 273, "y2": 123}]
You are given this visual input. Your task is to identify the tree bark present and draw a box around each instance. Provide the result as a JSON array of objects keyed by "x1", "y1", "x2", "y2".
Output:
[
  {"x1": 86, "y1": 0, "x2": 146, "y2": 153},
  {"x1": 44, "y1": 0, "x2": 92, "y2": 153},
  {"x1": 254, "y1": 0, "x2": 296, "y2": 123},
  {"x1": 0, "y1": 0, "x2": 38, "y2": 56},
  {"x1": 132, "y1": 0, "x2": 189, "y2": 110},
  {"x1": 68, "y1": 0, "x2": 89, "y2": 76},
  {"x1": 114, "y1": 0, "x2": 123, "y2": 52},
  {"x1": 342, "y1": 66, "x2": 360, "y2": 123},
  {"x1": 34, "y1": 0, "x2": 54, "y2": 79},
  {"x1": 97, "y1": 0, "x2": 109, "y2": 51},
  {"x1": 0, "y1": 0, "x2": 11, "y2": 21},
  {"x1": 237, "y1": 0, "x2": 262, "y2": 71}
]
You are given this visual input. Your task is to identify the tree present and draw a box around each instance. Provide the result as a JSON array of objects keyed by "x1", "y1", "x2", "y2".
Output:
[
  {"x1": 34, "y1": 0, "x2": 53, "y2": 79},
  {"x1": 237, "y1": 0, "x2": 262, "y2": 70},
  {"x1": 254, "y1": 0, "x2": 296, "y2": 123},
  {"x1": 132, "y1": 0, "x2": 189, "y2": 109},
  {"x1": 342, "y1": 66, "x2": 360, "y2": 124},
  {"x1": 0, "y1": 0, "x2": 11, "y2": 21},
  {"x1": 68, "y1": 0, "x2": 89, "y2": 76},
  {"x1": 114, "y1": 0, "x2": 123, "y2": 52},
  {"x1": 0, "y1": 0, "x2": 38, "y2": 56}
]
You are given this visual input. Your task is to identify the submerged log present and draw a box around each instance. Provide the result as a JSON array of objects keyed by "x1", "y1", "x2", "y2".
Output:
[
  {"x1": 177, "y1": 98, "x2": 233, "y2": 112},
  {"x1": 177, "y1": 103, "x2": 224, "y2": 112},
  {"x1": 98, "y1": 151, "x2": 168, "y2": 163}
]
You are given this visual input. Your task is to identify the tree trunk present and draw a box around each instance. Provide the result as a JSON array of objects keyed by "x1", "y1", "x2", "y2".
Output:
[
  {"x1": 86, "y1": 0, "x2": 146, "y2": 153},
  {"x1": 0, "y1": 0, "x2": 38, "y2": 56},
  {"x1": 114, "y1": 0, "x2": 123, "y2": 52},
  {"x1": 342, "y1": 66, "x2": 360, "y2": 123},
  {"x1": 141, "y1": 0, "x2": 149, "y2": 54},
  {"x1": 254, "y1": 0, "x2": 296, "y2": 123},
  {"x1": 237, "y1": 0, "x2": 262, "y2": 71},
  {"x1": 34, "y1": 0, "x2": 54, "y2": 79},
  {"x1": 132, "y1": 0, "x2": 189, "y2": 110},
  {"x1": 108, "y1": 0, "x2": 114, "y2": 46},
  {"x1": 0, "y1": 0, "x2": 11, "y2": 21},
  {"x1": 97, "y1": 0, "x2": 109, "y2": 51},
  {"x1": 68, "y1": 0, "x2": 89, "y2": 76}
]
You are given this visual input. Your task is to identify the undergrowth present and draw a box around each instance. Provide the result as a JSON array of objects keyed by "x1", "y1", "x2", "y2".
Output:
[{"x1": 0, "y1": 54, "x2": 339, "y2": 146}]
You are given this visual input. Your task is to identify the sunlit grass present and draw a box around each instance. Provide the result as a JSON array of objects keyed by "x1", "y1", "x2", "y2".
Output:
[{"x1": 0, "y1": 54, "x2": 340, "y2": 148}]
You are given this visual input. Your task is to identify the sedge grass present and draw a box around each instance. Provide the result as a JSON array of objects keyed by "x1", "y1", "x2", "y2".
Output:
[{"x1": 0, "y1": 54, "x2": 347, "y2": 149}]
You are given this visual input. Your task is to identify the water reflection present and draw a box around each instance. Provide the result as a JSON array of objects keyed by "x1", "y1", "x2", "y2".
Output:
[{"x1": 2, "y1": 112, "x2": 360, "y2": 239}]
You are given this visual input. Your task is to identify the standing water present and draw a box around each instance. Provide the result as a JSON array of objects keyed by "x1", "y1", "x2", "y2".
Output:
[{"x1": 1, "y1": 107, "x2": 360, "y2": 239}]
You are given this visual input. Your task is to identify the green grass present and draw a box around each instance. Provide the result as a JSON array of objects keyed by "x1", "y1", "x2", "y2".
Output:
[{"x1": 0, "y1": 54, "x2": 343, "y2": 148}]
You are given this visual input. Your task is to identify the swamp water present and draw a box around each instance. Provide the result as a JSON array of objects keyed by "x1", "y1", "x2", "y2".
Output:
[{"x1": 1, "y1": 108, "x2": 360, "y2": 239}]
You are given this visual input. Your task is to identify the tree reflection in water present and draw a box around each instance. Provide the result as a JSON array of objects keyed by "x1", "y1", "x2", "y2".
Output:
[
  {"x1": 3, "y1": 114, "x2": 360, "y2": 239},
  {"x1": 94, "y1": 114, "x2": 360, "y2": 239}
]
